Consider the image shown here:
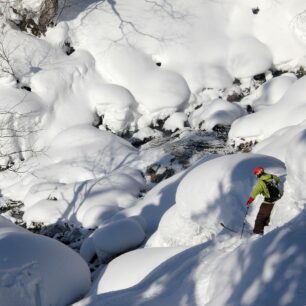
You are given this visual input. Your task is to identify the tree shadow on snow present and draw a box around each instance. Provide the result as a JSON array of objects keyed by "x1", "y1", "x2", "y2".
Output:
[
  {"x1": 221, "y1": 212, "x2": 306, "y2": 306},
  {"x1": 57, "y1": 0, "x2": 191, "y2": 45}
]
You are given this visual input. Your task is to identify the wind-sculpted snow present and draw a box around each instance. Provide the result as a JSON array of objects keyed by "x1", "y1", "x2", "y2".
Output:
[{"x1": 0, "y1": 216, "x2": 90, "y2": 306}]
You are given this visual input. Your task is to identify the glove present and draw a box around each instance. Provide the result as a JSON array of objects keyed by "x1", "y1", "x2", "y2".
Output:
[{"x1": 246, "y1": 197, "x2": 254, "y2": 207}]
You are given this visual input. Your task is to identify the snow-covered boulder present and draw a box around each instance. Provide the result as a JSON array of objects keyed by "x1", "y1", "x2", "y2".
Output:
[
  {"x1": 0, "y1": 126, "x2": 144, "y2": 227},
  {"x1": 23, "y1": 199, "x2": 69, "y2": 225},
  {"x1": 163, "y1": 112, "x2": 188, "y2": 132},
  {"x1": 148, "y1": 153, "x2": 285, "y2": 247},
  {"x1": 240, "y1": 73, "x2": 297, "y2": 111},
  {"x1": 227, "y1": 36, "x2": 273, "y2": 78},
  {"x1": 102, "y1": 45, "x2": 191, "y2": 115},
  {"x1": 80, "y1": 218, "x2": 146, "y2": 263},
  {"x1": 229, "y1": 76, "x2": 306, "y2": 143},
  {"x1": 252, "y1": 121, "x2": 306, "y2": 162},
  {"x1": 189, "y1": 99, "x2": 246, "y2": 130},
  {"x1": 94, "y1": 247, "x2": 186, "y2": 294},
  {"x1": 89, "y1": 83, "x2": 137, "y2": 132},
  {"x1": 0, "y1": 216, "x2": 90, "y2": 306}
]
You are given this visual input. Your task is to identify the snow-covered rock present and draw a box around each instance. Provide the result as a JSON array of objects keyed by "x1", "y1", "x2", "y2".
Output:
[
  {"x1": 189, "y1": 99, "x2": 246, "y2": 130},
  {"x1": 240, "y1": 73, "x2": 297, "y2": 111},
  {"x1": 252, "y1": 121, "x2": 306, "y2": 162},
  {"x1": 95, "y1": 247, "x2": 186, "y2": 294},
  {"x1": 148, "y1": 153, "x2": 285, "y2": 247},
  {"x1": 0, "y1": 216, "x2": 90, "y2": 306},
  {"x1": 229, "y1": 76, "x2": 306, "y2": 143},
  {"x1": 80, "y1": 218, "x2": 146, "y2": 262}
]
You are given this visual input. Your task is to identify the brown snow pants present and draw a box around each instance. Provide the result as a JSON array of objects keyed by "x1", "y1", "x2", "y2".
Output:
[{"x1": 253, "y1": 203, "x2": 274, "y2": 235}]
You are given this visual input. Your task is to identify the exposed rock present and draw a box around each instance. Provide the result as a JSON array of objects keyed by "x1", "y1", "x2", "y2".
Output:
[
  {"x1": 146, "y1": 164, "x2": 175, "y2": 183},
  {"x1": 63, "y1": 41, "x2": 75, "y2": 56},
  {"x1": 295, "y1": 66, "x2": 306, "y2": 79},
  {"x1": 9, "y1": 0, "x2": 58, "y2": 36},
  {"x1": 252, "y1": 7, "x2": 260, "y2": 15}
]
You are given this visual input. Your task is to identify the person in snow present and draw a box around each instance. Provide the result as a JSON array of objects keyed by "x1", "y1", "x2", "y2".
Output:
[{"x1": 246, "y1": 167, "x2": 281, "y2": 235}]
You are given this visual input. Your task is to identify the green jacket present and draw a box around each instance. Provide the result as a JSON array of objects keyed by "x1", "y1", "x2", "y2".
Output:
[{"x1": 251, "y1": 173, "x2": 281, "y2": 203}]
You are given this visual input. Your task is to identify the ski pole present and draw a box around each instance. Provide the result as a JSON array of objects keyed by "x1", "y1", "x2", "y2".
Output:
[{"x1": 240, "y1": 207, "x2": 249, "y2": 239}]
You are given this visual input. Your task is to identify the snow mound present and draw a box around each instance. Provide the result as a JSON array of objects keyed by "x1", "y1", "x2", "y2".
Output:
[
  {"x1": 189, "y1": 99, "x2": 246, "y2": 130},
  {"x1": 95, "y1": 247, "x2": 186, "y2": 294},
  {"x1": 0, "y1": 216, "x2": 90, "y2": 306},
  {"x1": 252, "y1": 121, "x2": 306, "y2": 162},
  {"x1": 23, "y1": 199, "x2": 69, "y2": 225},
  {"x1": 102, "y1": 46, "x2": 191, "y2": 114},
  {"x1": 80, "y1": 218, "x2": 146, "y2": 263},
  {"x1": 89, "y1": 83, "x2": 137, "y2": 132},
  {"x1": 164, "y1": 112, "x2": 187, "y2": 132},
  {"x1": 229, "y1": 75, "x2": 306, "y2": 143},
  {"x1": 148, "y1": 153, "x2": 285, "y2": 247},
  {"x1": 240, "y1": 74, "x2": 297, "y2": 111},
  {"x1": 227, "y1": 36, "x2": 273, "y2": 78}
]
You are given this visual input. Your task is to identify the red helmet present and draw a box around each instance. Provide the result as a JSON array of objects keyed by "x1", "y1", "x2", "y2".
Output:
[{"x1": 253, "y1": 166, "x2": 264, "y2": 175}]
